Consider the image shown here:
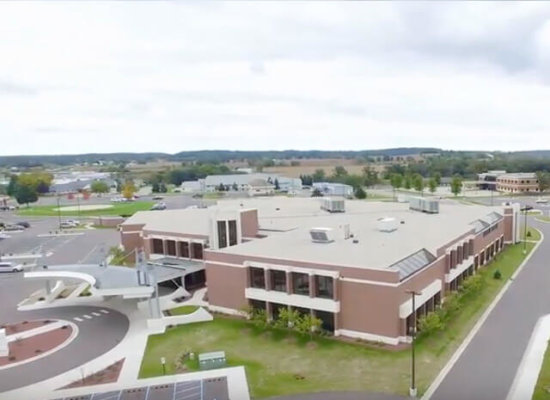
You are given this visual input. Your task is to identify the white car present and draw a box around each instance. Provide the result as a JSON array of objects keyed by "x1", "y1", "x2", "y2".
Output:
[
  {"x1": 536, "y1": 198, "x2": 548, "y2": 204},
  {"x1": 60, "y1": 221, "x2": 78, "y2": 229},
  {"x1": 0, "y1": 262, "x2": 23, "y2": 273},
  {"x1": 0, "y1": 233, "x2": 10, "y2": 240}
]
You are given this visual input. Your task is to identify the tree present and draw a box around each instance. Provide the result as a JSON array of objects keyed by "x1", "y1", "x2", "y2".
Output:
[
  {"x1": 312, "y1": 169, "x2": 326, "y2": 182},
  {"x1": 450, "y1": 175, "x2": 463, "y2": 196},
  {"x1": 14, "y1": 184, "x2": 38, "y2": 206},
  {"x1": 217, "y1": 183, "x2": 225, "y2": 192},
  {"x1": 536, "y1": 171, "x2": 550, "y2": 193},
  {"x1": 6, "y1": 175, "x2": 18, "y2": 197},
  {"x1": 428, "y1": 177, "x2": 437, "y2": 194},
  {"x1": 403, "y1": 173, "x2": 412, "y2": 190},
  {"x1": 90, "y1": 180, "x2": 109, "y2": 194},
  {"x1": 274, "y1": 308, "x2": 301, "y2": 330},
  {"x1": 274, "y1": 178, "x2": 280, "y2": 190},
  {"x1": 121, "y1": 181, "x2": 136, "y2": 200},
  {"x1": 355, "y1": 186, "x2": 366, "y2": 199},
  {"x1": 418, "y1": 312, "x2": 445, "y2": 336},
  {"x1": 432, "y1": 172, "x2": 442, "y2": 186},
  {"x1": 390, "y1": 173, "x2": 403, "y2": 200},
  {"x1": 151, "y1": 182, "x2": 160, "y2": 193},
  {"x1": 412, "y1": 173, "x2": 424, "y2": 195},
  {"x1": 332, "y1": 166, "x2": 348, "y2": 178},
  {"x1": 232, "y1": 183, "x2": 239, "y2": 191}
]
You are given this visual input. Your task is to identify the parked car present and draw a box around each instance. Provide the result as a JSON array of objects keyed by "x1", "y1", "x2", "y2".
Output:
[
  {"x1": 15, "y1": 221, "x2": 30, "y2": 228},
  {"x1": 151, "y1": 202, "x2": 167, "y2": 211},
  {"x1": 60, "y1": 221, "x2": 78, "y2": 229},
  {"x1": 536, "y1": 198, "x2": 548, "y2": 204},
  {"x1": 0, "y1": 233, "x2": 10, "y2": 240},
  {"x1": 3, "y1": 224, "x2": 23, "y2": 231},
  {"x1": 192, "y1": 193, "x2": 203, "y2": 198},
  {"x1": 152, "y1": 195, "x2": 164, "y2": 201},
  {"x1": 0, "y1": 262, "x2": 22, "y2": 273}
]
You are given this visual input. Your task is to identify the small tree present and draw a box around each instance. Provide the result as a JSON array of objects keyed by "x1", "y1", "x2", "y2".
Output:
[
  {"x1": 433, "y1": 172, "x2": 442, "y2": 186},
  {"x1": 296, "y1": 314, "x2": 323, "y2": 340},
  {"x1": 251, "y1": 309, "x2": 270, "y2": 330},
  {"x1": 232, "y1": 183, "x2": 239, "y2": 191},
  {"x1": 15, "y1": 184, "x2": 38, "y2": 206},
  {"x1": 151, "y1": 182, "x2": 160, "y2": 193},
  {"x1": 390, "y1": 173, "x2": 403, "y2": 200},
  {"x1": 428, "y1": 177, "x2": 437, "y2": 194},
  {"x1": 7, "y1": 175, "x2": 18, "y2": 197},
  {"x1": 536, "y1": 171, "x2": 550, "y2": 193},
  {"x1": 274, "y1": 308, "x2": 301, "y2": 330},
  {"x1": 217, "y1": 183, "x2": 225, "y2": 192},
  {"x1": 418, "y1": 312, "x2": 445, "y2": 336},
  {"x1": 91, "y1": 180, "x2": 109, "y2": 194},
  {"x1": 355, "y1": 186, "x2": 367, "y2": 199},
  {"x1": 122, "y1": 181, "x2": 136, "y2": 200},
  {"x1": 403, "y1": 174, "x2": 412, "y2": 190},
  {"x1": 493, "y1": 269, "x2": 502, "y2": 280},
  {"x1": 450, "y1": 175, "x2": 463, "y2": 197},
  {"x1": 274, "y1": 178, "x2": 280, "y2": 190},
  {"x1": 413, "y1": 173, "x2": 425, "y2": 195}
]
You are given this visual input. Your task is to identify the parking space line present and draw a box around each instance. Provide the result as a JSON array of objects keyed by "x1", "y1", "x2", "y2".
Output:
[
  {"x1": 83, "y1": 314, "x2": 92, "y2": 319},
  {"x1": 92, "y1": 312, "x2": 101, "y2": 316},
  {"x1": 100, "y1": 309, "x2": 109, "y2": 314},
  {"x1": 74, "y1": 317, "x2": 83, "y2": 322}
]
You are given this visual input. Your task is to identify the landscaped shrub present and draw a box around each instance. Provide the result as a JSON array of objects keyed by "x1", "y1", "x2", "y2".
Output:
[
  {"x1": 418, "y1": 312, "x2": 445, "y2": 336},
  {"x1": 441, "y1": 292, "x2": 461, "y2": 319},
  {"x1": 493, "y1": 269, "x2": 502, "y2": 280},
  {"x1": 461, "y1": 275, "x2": 483, "y2": 297},
  {"x1": 527, "y1": 230, "x2": 532, "y2": 237}
]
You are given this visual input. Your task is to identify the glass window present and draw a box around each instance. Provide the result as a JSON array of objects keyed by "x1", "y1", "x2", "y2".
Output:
[
  {"x1": 217, "y1": 220, "x2": 227, "y2": 249},
  {"x1": 192, "y1": 243, "x2": 203, "y2": 259},
  {"x1": 152, "y1": 239, "x2": 164, "y2": 254},
  {"x1": 166, "y1": 240, "x2": 176, "y2": 256},
  {"x1": 250, "y1": 267, "x2": 265, "y2": 289},
  {"x1": 315, "y1": 276, "x2": 334, "y2": 299},
  {"x1": 270, "y1": 270, "x2": 287, "y2": 292},
  {"x1": 292, "y1": 272, "x2": 310, "y2": 296},
  {"x1": 228, "y1": 220, "x2": 237, "y2": 246}
]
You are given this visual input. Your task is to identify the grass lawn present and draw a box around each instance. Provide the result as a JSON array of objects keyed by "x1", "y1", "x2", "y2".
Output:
[
  {"x1": 536, "y1": 216, "x2": 550, "y2": 223},
  {"x1": 139, "y1": 241, "x2": 538, "y2": 398},
  {"x1": 17, "y1": 201, "x2": 154, "y2": 217},
  {"x1": 533, "y1": 342, "x2": 550, "y2": 399},
  {"x1": 519, "y1": 226, "x2": 542, "y2": 242},
  {"x1": 165, "y1": 306, "x2": 199, "y2": 316}
]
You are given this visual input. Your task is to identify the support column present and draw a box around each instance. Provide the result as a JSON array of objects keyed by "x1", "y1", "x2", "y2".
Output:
[
  {"x1": 309, "y1": 273, "x2": 315, "y2": 298},
  {"x1": 162, "y1": 239, "x2": 167, "y2": 256},
  {"x1": 189, "y1": 241, "x2": 194, "y2": 259},
  {"x1": 266, "y1": 302, "x2": 273, "y2": 321},
  {"x1": 286, "y1": 271, "x2": 292, "y2": 294},
  {"x1": 332, "y1": 276, "x2": 339, "y2": 300},
  {"x1": 264, "y1": 269, "x2": 271, "y2": 291},
  {"x1": 176, "y1": 241, "x2": 181, "y2": 258}
]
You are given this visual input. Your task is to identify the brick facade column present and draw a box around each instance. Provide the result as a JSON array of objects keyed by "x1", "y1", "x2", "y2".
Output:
[
  {"x1": 286, "y1": 271, "x2": 292, "y2": 294},
  {"x1": 264, "y1": 269, "x2": 271, "y2": 291},
  {"x1": 162, "y1": 239, "x2": 167, "y2": 255},
  {"x1": 309, "y1": 273, "x2": 316, "y2": 298},
  {"x1": 176, "y1": 241, "x2": 181, "y2": 258}
]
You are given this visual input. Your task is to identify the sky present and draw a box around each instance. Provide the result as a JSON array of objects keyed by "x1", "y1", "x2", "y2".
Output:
[{"x1": 1, "y1": 2, "x2": 550, "y2": 156}]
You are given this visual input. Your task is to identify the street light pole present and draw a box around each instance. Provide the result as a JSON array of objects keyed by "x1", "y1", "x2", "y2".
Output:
[
  {"x1": 56, "y1": 195, "x2": 62, "y2": 230},
  {"x1": 407, "y1": 290, "x2": 422, "y2": 398},
  {"x1": 523, "y1": 208, "x2": 528, "y2": 254}
]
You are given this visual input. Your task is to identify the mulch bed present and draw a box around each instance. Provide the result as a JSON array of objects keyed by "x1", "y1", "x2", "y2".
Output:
[
  {"x1": 61, "y1": 358, "x2": 125, "y2": 389},
  {"x1": 0, "y1": 324, "x2": 73, "y2": 366},
  {"x1": 0, "y1": 319, "x2": 53, "y2": 335}
]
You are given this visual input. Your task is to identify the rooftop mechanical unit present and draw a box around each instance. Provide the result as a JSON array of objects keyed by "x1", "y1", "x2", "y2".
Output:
[
  {"x1": 309, "y1": 227, "x2": 334, "y2": 243},
  {"x1": 321, "y1": 198, "x2": 345, "y2": 213},
  {"x1": 409, "y1": 197, "x2": 439, "y2": 214},
  {"x1": 377, "y1": 217, "x2": 398, "y2": 232}
]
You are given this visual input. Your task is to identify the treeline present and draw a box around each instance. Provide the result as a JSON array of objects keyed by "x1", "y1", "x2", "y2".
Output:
[
  {"x1": 147, "y1": 163, "x2": 235, "y2": 192},
  {"x1": 5, "y1": 172, "x2": 53, "y2": 205},
  {"x1": 300, "y1": 165, "x2": 380, "y2": 189}
]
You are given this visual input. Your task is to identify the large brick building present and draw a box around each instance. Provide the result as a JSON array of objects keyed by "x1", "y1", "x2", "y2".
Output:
[
  {"x1": 496, "y1": 173, "x2": 540, "y2": 193},
  {"x1": 120, "y1": 197, "x2": 521, "y2": 345}
]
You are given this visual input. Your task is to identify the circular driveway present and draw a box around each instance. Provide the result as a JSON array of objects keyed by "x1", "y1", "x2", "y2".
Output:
[{"x1": 0, "y1": 274, "x2": 129, "y2": 392}]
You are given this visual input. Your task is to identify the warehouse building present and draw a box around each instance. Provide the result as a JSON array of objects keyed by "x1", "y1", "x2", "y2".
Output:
[{"x1": 120, "y1": 197, "x2": 521, "y2": 345}]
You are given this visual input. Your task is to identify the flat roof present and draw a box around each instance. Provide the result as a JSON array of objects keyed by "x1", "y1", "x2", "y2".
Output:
[{"x1": 219, "y1": 201, "x2": 506, "y2": 271}]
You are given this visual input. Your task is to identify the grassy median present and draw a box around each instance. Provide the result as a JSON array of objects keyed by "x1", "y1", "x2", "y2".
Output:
[
  {"x1": 533, "y1": 343, "x2": 550, "y2": 400},
  {"x1": 139, "y1": 237, "x2": 539, "y2": 398},
  {"x1": 17, "y1": 201, "x2": 154, "y2": 217}
]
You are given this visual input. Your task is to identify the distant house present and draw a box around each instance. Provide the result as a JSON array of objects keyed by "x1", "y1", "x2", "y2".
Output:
[
  {"x1": 201, "y1": 174, "x2": 301, "y2": 193},
  {"x1": 248, "y1": 179, "x2": 275, "y2": 197}
]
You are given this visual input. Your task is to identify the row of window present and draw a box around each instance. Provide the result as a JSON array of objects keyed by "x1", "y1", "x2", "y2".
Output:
[
  {"x1": 217, "y1": 219, "x2": 238, "y2": 249},
  {"x1": 249, "y1": 267, "x2": 334, "y2": 299},
  {"x1": 151, "y1": 238, "x2": 204, "y2": 259},
  {"x1": 249, "y1": 300, "x2": 335, "y2": 332}
]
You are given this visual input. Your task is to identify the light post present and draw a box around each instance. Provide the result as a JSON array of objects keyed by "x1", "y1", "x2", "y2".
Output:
[
  {"x1": 522, "y1": 206, "x2": 532, "y2": 254},
  {"x1": 160, "y1": 356, "x2": 166, "y2": 375},
  {"x1": 56, "y1": 195, "x2": 62, "y2": 229},
  {"x1": 407, "y1": 289, "x2": 422, "y2": 398}
]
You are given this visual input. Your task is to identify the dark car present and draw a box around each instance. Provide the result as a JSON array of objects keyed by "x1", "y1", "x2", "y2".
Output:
[{"x1": 16, "y1": 221, "x2": 30, "y2": 228}]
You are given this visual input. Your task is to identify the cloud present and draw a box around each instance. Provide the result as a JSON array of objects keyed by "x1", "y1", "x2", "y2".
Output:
[{"x1": 0, "y1": 2, "x2": 550, "y2": 155}]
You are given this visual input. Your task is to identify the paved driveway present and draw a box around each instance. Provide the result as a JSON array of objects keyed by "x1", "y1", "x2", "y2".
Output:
[
  {"x1": 431, "y1": 217, "x2": 550, "y2": 400},
  {"x1": 0, "y1": 274, "x2": 129, "y2": 392}
]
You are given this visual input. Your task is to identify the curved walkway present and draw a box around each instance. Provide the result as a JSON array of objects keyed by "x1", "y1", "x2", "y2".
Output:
[
  {"x1": 0, "y1": 275, "x2": 129, "y2": 392},
  {"x1": 267, "y1": 392, "x2": 406, "y2": 400},
  {"x1": 427, "y1": 219, "x2": 550, "y2": 400}
]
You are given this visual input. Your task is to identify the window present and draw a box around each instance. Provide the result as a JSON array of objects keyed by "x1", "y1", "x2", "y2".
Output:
[
  {"x1": 179, "y1": 241, "x2": 189, "y2": 258},
  {"x1": 217, "y1": 220, "x2": 227, "y2": 248},
  {"x1": 315, "y1": 310, "x2": 335, "y2": 333},
  {"x1": 292, "y1": 272, "x2": 310, "y2": 296},
  {"x1": 250, "y1": 267, "x2": 265, "y2": 289},
  {"x1": 228, "y1": 220, "x2": 237, "y2": 246},
  {"x1": 249, "y1": 299, "x2": 266, "y2": 311},
  {"x1": 152, "y1": 238, "x2": 164, "y2": 254},
  {"x1": 270, "y1": 270, "x2": 287, "y2": 292},
  {"x1": 315, "y1": 276, "x2": 334, "y2": 299},
  {"x1": 192, "y1": 243, "x2": 203, "y2": 259},
  {"x1": 166, "y1": 240, "x2": 176, "y2": 256}
]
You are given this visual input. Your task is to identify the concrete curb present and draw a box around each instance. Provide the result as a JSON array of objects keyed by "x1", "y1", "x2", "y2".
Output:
[{"x1": 422, "y1": 231, "x2": 544, "y2": 400}]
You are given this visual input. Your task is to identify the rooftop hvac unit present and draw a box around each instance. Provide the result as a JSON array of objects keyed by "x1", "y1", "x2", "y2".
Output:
[
  {"x1": 321, "y1": 198, "x2": 345, "y2": 213},
  {"x1": 377, "y1": 217, "x2": 398, "y2": 232},
  {"x1": 309, "y1": 227, "x2": 334, "y2": 243},
  {"x1": 409, "y1": 197, "x2": 439, "y2": 214}
]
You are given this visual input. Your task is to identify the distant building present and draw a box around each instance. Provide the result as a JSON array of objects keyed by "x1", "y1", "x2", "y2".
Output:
[
  {"x1": 50, "y1": 171, "x2": 114, "y2": 193},
  {"x1": 477, "y1": 170, "x2": 507, "y2": 191},
  {"x1": 200, "y1": 174, "x2": 301, "y2": 193},
  {"x1": 496, "y1": 173, "x2": 539, "y2": 193},
  {"x1": 181, "y1": 180, "x2": 202, "y2": 193},
  {"x1": 312, "y1": 182, "x2": 353, "y2": 197},
  {"x1": 247, "y1": 179, "x2": 275, "y2": 197}
]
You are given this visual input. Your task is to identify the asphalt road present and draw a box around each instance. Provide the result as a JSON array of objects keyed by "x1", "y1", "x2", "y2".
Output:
[
  {"x1": 0, "y1": 274, "x2": 129, "y2": 393},
  {"x1": 431, "y1": 217, "x2": 550, "y2": 400}
]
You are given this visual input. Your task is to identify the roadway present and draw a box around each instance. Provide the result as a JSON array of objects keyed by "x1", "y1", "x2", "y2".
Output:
[
  {"x1": 430, "y1": 216, "x2": 550, "y2": 400},
  {"x1": 0, "y1": 274, "x2": 129, "y2": 393}
]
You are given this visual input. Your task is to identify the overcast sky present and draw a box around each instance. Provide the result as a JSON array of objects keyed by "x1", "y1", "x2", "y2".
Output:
[{"x1": 1, "y1": 2, "x2": 550, "y2": 155}]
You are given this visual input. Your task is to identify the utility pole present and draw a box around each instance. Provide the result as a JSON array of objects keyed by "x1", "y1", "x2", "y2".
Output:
[{"x1": 406, "y1": 289, "x2": 422, "y2": 398}]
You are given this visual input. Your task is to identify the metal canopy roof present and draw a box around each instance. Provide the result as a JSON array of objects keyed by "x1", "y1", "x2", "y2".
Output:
[
  {"x1": 52, "y1": 377, "x2": 228, "y2": 400},
  {"x1": 389, "y1": 249, "x2": 437, "y2": 280}
]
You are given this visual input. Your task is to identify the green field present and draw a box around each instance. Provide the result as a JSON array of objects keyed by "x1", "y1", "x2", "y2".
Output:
[
  {"x1": 17, "y1": 201, "x2": 154, "y2": 217},
  {"x1": 536, "y1": 216, "x2": 550, "y2": 223},
  {"x1": 533, "y1": 342, "x2": 550, "y2": 399},
  {"x1": 139, "y1": 238, "x2": 538, "y2": 398},
  {"x1": 165, "y1": 306, "x2": 200, "y2": 316}
]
